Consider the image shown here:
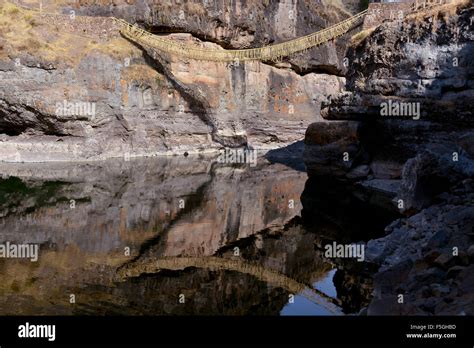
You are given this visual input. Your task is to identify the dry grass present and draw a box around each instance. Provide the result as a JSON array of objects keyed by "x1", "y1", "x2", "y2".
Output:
[
  {"x1": 350, "y1": 0, "x2": 470, "y2": 47},
  {"x1": 186, "y1": 2, "x2": 206, "y2": 16},
  {"x1": 323, "y1": 0, "x2": 353, "y2": 17},
  {"x1": 17, "y1": 37, "x2": 42, "y2": 51},
  {"x1": 0, "y1": 1, "x2": 138, "y2": 65},
  {"x1": 354, "y1": 71, "x2": 368, "y2": 91},
  {"x1": 121, "y1": 64, "x2": 162, "y2": 85},
  {"x1": 407, "y1": 0, "x2": 471, "y2": 22},
  {"x1": 350, "y1": 27, "x2": 375, "y2": 46},
  {"x1": 88, "y1": 37, "x2": 139, "y2": 60},
  {"x1": 0, "y1": 2, "x2": 44, "y2": 56}
]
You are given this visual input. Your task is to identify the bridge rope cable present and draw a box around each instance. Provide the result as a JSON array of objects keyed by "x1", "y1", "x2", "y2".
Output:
[
  {"x1": 114, "y1": 0, "x2": 452, "y2": 61},
  {"x1": 116, "y1": 256, "x2": 343, "y2": 314},
  {"x1": 9, "y1": 0, "x2": 366, "y2": 62},
  {"x1": 114, "y1": 10, "x2": 368, "y2": 62},
  {"x1": 10, "y1": 0, "x2": 450, "y2": 62}
]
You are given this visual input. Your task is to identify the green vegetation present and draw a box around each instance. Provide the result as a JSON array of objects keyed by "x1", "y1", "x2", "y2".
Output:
[
  {"x1": 0, "y1": 176, "x2": 66, "y2": 212},
  {"x1": 360, "y1": 0, "x2": 370, "y2": 11}
]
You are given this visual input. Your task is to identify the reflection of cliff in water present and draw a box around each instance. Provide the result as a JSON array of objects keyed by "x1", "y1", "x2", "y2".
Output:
[
  {"x1": 0, "y1": 156, "x2": 396, "y2": 315},
  {"x1": 0, "y1": 157, "x2": 331, "y2": 315}
]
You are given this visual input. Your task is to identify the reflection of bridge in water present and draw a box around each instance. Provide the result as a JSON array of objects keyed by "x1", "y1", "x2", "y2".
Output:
[{"x1": 117, "y1": 256, "x2": 342, "y2": 315}]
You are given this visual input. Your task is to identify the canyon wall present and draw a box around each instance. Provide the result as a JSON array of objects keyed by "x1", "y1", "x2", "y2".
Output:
[
  {"x1": 303, "y1": 1, "x2": 474, "y2": 315},
  {"x1": 306, "y1": 2, "x2": 473, "y2": 181},
  {"x1": 0, "y1": 0, "x2": 355, "y2": 162}
]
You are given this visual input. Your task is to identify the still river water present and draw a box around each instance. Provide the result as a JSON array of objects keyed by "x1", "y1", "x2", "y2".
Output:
[{"x1": 0, "y1": 155, "x2": 396, "y2": 315}]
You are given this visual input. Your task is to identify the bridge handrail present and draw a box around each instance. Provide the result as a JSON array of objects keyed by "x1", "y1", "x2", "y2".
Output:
[
  {"x1": 115, "y1": 9, "x2": 368, "y2": 62},
  {"x1": 8, "y1": 0, "x2": 452, "y2": 62}
]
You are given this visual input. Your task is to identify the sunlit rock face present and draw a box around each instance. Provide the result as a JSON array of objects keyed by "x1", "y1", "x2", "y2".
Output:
[
  {"x1": 326, "y1": 4, "x2": 474, "y2": 122},
  {"x1": 0, "y1": 0, "x2": 349, "y2": 161},
  {"x1": 304, "y1": 3, "x2": 474, "y2": 183},
  {"x1": 164, "y1": 46, "x2": 345, "y2": 149}
]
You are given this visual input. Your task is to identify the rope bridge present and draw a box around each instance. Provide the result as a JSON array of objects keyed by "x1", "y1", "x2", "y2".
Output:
[
  {"x1": 114, "y1": 0, "x2": 452, "y2": 62},
  {"x1": 113, "y1": 10, "x2": 368, "y2": 62},
  {"x1": 11, "y1": 0, "x2": 451, "y2": 62}
]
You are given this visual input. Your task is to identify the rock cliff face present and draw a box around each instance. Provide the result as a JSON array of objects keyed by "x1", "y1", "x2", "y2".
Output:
[
  {"x1": 305, "y1": 2, "x2": 473, "y2": 181},
  {"x1": 303, "y1": 1, "x2": 474, "y2": 315},
  {"x1": 327, "y1": 3, "x2": 473, "y2": 122},
  {"x1": 0, "y1": 0, "x2": 352, "y2": 162}
]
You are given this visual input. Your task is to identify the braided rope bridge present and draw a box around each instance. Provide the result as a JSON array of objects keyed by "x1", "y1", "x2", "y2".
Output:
[
  {"x1": 12, "y1": 0, "x2": 449, "y2": 63},
  {"x1": 113, "y1": 0, "x2": 451, "y2": 62},
  {"x1": 113, "y1": 10, "x2": 368, "y2": 62}
]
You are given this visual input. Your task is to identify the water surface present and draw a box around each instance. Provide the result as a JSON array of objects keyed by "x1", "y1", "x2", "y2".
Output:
[{"x1": 0, "y1": 155, "x2": 390, "y2": 315}]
